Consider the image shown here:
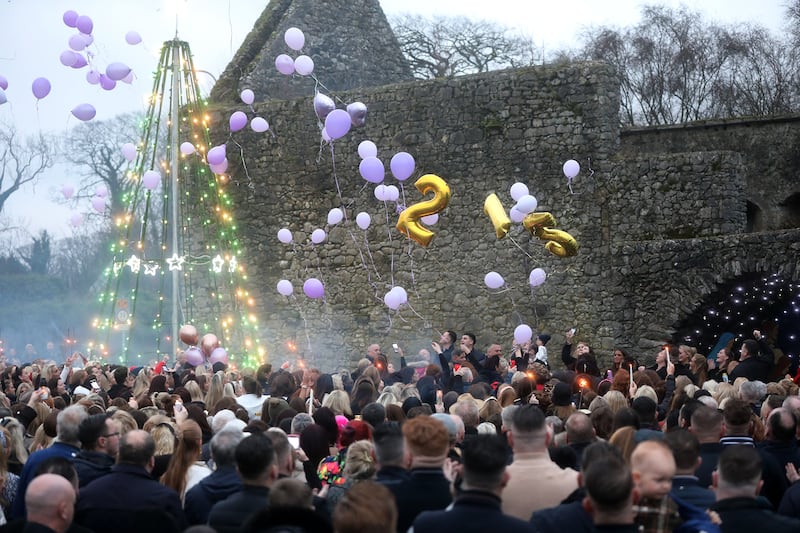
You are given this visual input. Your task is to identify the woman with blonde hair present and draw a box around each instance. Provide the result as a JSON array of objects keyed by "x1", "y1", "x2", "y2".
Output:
[
  {"x1": 603, "y1": 390, "x2": 628, "y2": 414},
  {"x1": 132, "y1": 368, "x2": 152, "y2": 398},
  {"x1": 160, "y1": 419, "x2": 211, "y2": 502},
  {"x1": 29, "y1": 425, "x2": 53, "y2": 453},
  {"x1": 609, "y1": 426, "x2": 638, "y2": 464},
  {"x1": 0, "y1": 426, "x2": 19, "y2": 517},
  {"x1": 204, "y1": 371, "x2": 226, "y2": 414},
  {"x1": 1, "y1": 418, "x2": 28, "y2": 475},
  {"x1": 183, "y1": 380, "x2": 205, "y2": 410},
  {"x1": 322, "y1": 390, "x2": 352, "y2": 419},
  {"x1": 324, "y1": 439, "x2": 376, "y2": 513}
]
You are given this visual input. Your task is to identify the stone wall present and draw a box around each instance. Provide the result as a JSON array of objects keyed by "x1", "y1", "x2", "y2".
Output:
[{"x1": 208, "y1": 62, "x2": 800, "y2": 370}]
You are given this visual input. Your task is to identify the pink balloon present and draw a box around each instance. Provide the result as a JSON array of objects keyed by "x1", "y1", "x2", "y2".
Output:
[
  {"x1": 303, "y1": 278, "x2": 324, "y2": 299},
  {"x1": 75, "y1": 15, "x2": 93, "y2": 35},
  {"x1": 240, "y1": 89, "x2": 254, "y2": 105},
  {"x1": 125, "y1": 31, "x2": 142, "y2": 45},
  {"x1": 294, "y1": 55, "x2": 314, "y2": 76},
  {"x1": 63, "y1": 10, "x2": 79, "y2": 28},
  {"x1": 91, "y1": 196, "x2": 106, "y2": 214},
  {"x1": 31, "y1": 77, "x2": 51, "y2": 99},
  {"x1": 142, "y1": 170, "x2": 160, "y2": 190},
  {"x1": 390, "y1": 152, "x2": 415, "y2": 181},
  {"x1": 71, "y1": 103, "x2": 96, "y2": 121},
  {"x1": 229, "y1": 111, "x2": 247, "y2": 132},
  {"x1": 284, "y1": 27, "x2": 305, "y2": 51},
  {"x1": 60, "y1": 50, "x2": 79, "y2": 67},
  {"x1": 68, "y1": 34, "x2": 86, "y2": 51},
  {"x1": 61, "y1": 184, "x2": 75, "y2": 199},
  {"x1": 95, "y1": 185, "x2": 108, "y2": 197},
  {"x1": 207, "y1": 145, "x2": 226, "y2": 165},
  {"x1": 106, "y1": 62, "x2": 131, "y2": 81},
  {"x1": 180, "y1": 142, "x2": 195, "y2": 155},
  {"x1": 0, "y1": 75, "x2": 7, "y2": 91},
  {"x1": 209, "y1": 347, "x2": 228, "y2": 365},
  {"x1": 69, "y1": 213, "x2": 84, "y2": 227},
  {"x1": 324, "y1": 109, "x2": 351, "y2": 140},
  {"x1": 359, "y1": 157, "x2": 385, "y2": 184},
  {"x1": 275, "y1": 54, "x2": 294, "y2": 75},
  {"x1": 184, "y1": 347, "x2": 204, "y2": 367}
]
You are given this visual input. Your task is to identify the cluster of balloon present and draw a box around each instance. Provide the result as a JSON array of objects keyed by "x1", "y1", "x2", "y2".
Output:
[
  {"x1": 227, "y1": 89, "x2": 270, "y2": 140},
  {"x1": 179, "y1": 325, "x2": 229, "y2": 366},
  {"x1": 383, "y1": 286, "x2": 408, "y2": 310}
]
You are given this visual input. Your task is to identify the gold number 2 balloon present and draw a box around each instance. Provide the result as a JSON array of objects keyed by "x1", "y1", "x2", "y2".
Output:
[
  {"x1": 396, "y1": 174, "x2": 451, "y2": 247},
  {"x1": 523, "y1": 212, "x2": 579, "y2": 257}
]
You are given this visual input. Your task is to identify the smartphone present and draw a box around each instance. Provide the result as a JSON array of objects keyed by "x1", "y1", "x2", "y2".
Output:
[
  {"x1": 174, "y1": 400, "x2": 184, "y2": 412},
  {"x1": 40, "y1": 387, "x2": 49, "y2": 400},
  {"x1": 569, "y1": 328, "x2": 577, "y2": 335},
  {"x1": 392, "y1": 343, "x2": 399, "y2": 352},
  {"x1": 287, "y1": 434, "x2": 300, "y2": 449},
  {"x1": 91, "y1": 380, "x2": 101, "y2": 391}
]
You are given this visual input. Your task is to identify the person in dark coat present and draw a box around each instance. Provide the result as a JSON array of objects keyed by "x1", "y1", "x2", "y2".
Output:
[
  {"x1": 389, "y1": 416, "x2": 452, "y2": 532},
  {"x1": 664, "y1": 429, "x2": 715, "y2": 510},
  {"x1": 412, "y1": 434, "x2": 534, "y2": 533},
  {"x1": 372, "y1": 422, "x2": 409, "y2": 490},
  {"x1": 710, "y1": 445, "x2": 800, "y2": 533},
  {"x1": 207, "y1": 432, "x2": 277, "y2": 533},
  {"x1": 73, "y1": 413, "x2": 120, "y2": 488},
  {"x1": 183, "y1": 428, "x2": 244, "y2": 525},
  {"x1": 74, "y1": 430, "x2": 186, "y2": 533}
]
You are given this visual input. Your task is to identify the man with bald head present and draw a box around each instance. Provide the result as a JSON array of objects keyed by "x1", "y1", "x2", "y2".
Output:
[
  {"x1": 366, "y1": 344, "x2": 381, "y2": 364},
  {"x1": 23, "y1": 474, "x2": 76, "y2": 533},
  {"x1": 75, "y1": 430, "x2": 186, "y2": 533}
]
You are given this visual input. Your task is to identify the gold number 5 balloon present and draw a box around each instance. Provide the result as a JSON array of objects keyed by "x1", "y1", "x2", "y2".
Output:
[{"x1": 396, "y1": 174, "x2": 451, "y2": 247}]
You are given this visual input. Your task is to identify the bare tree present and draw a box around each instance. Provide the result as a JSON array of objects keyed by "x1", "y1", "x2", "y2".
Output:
[
  {"x1": 391, "y1": 15, "x2": 537, "y2": 79},
  {"x1": 0, "y1": 123, "x2": 55, "y2": 215},
  {"x1": 62, "y1": 112, "x2": 144, "y2": 218}
]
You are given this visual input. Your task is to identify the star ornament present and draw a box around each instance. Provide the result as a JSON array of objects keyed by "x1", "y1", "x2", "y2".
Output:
[
  {"x1": 144, "y1": 263, "x2": 160, "y2": 276},
  {"x1": 228, "y1": 256, "x2": 238, "y2": 273},
  {"x1": 166, "y1": 254, "x2": 185, "y2": 271},
  {"x1": 126, "y1": 254, "x2": 142, "y2": 273},
  {"x1": 212, "y1": 255, "x2": 224, "y2": 273}
]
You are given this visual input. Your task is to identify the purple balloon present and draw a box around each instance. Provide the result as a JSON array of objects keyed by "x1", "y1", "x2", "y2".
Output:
[
  {"x1": 240, "y1": 89, "x2": 254, "y2": 105},
  {"x1": 86, "y1": 70, "x2": 100, "y2": 84},
  {"x1": 75, "y1": 15, "x2": 93, "y2": 35},
  {"x1": 324, "y1": 109, "x2": 351, "y2": 140},
  {"x1": 31, "y1": 77, "x2": 51, "y2": 99},
  {"x1": 185, "y1": 347, "x2": 204, "y2": 366},
  {"x1": 250, "y1": 117, "x2": 269, "y2": 132},
  {"x1": 63, "y1": 10, "x2": 79, "y2": 27},
  {"x1": 60, "y1": 50, "x2": 79, "y2": 67},
  {"x1": 275, "y1": 54, "x2": 294, "y2": 76},
  {"x1": 106, "y1": 62, "x2": 131, "y2": 81},
  {"x1": 71, "y1": 54, "x2": 88, "y2": 69},
  {"x1": 390, "y1": 152, "x2": 415, "y2": 181},
  {"x1": 313, "y1": 93, "x2": 335, "y2": 121},
  {"x1": 142, "y1": 170, "x2": 160, "y2": 190},
  {"x1": 229, "y1": 111, "x2": 247, "y2": 132},
  {"x1": 0, "y1": 75, "x2": 7, "y2": 91},
  {"x1": 207, "y1": 145, "x2": 226, "y2": 165},
  {"x1": 303, "y1": 278, "x2": 324, "y2": 299},
  {"x1": 71, "y1": 103, "x2": 96, "y2": 121},
  {"x1": 125, "y1": 31, "x2": 142, "y2": 45},
  {"x1": 121, "y1": 143, "x2": 136, "y2": 161},
  {"x1": 68, "y1": 34, "x2": 86, "y2": 51},
  {"x1": 359, "y1": 157, "x2": 385, "y2": 184},
  {"x1": 347, "y1": 101, "x2": 368, "y2": 127},
  {"x1": 91, "y1": 196, "x2": 106, "y2": 214},
  {"x1": 99, "y1": 75, "x2": 116, "y2": 91},
  {"x1": 209, "y1": 347, "x2": 228, "y2": 365},
  {"x1": 0, "y1": 88, "x2": 6, "y2": 106},
  {"x1": 210, "y1": 159, "x2": 228, "y2": 175}
]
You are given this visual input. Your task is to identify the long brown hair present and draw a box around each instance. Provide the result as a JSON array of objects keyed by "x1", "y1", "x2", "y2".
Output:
[{"x1": 160, "y1": 419, "x2": 202, "y2": 496}]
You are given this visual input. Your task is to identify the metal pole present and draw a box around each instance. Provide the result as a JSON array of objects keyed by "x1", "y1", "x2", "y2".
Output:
[{"x1": 170, "y1": 41, "x2": 180, "y2": 359}]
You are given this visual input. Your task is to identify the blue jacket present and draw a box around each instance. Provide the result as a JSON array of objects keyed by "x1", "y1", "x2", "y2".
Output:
[
  {"x1": 671, "y1": 476, "x2": 715, "y2": 510},
  {"x1": 413, "y1": 490, "x2": 534, "y2": 533},
  {"x1": 11, "y1": 442, "x2": 79, "y2": 519},
  {"x1": 183, "y1": 465, "x2": 242, "y2": 525}
]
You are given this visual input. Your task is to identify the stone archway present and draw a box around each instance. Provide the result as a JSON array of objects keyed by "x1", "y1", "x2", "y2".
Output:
[{"x1": 672, "y1": 272, "x2": 800, "y2": 365}]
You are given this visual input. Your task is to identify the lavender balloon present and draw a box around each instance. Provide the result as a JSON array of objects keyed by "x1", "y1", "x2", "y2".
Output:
[
  {"x1": 529, "y1": 268, "x2": 547, "y2": 287},
  {"x1": 275, "y1": 54, "x2": 295, "y2": 76},
  {"x1": 91, "y1": 196, "x2": 106, "y2": 214},
  {"x1": 303, "y1": 278, "x2": 324, "y2": 299},
  {"x1": 240, "y1": 89, "x2": 254, "y2": 105},
  {"x1": 180, "y1": 142, "x2": 195, "y2": 155},
  {"x1": 313, "y1": 93, "x2": 335, "y2": 121},
  {"x1": 61, "y1": 184, "x2": 75, "y2": 199},
  {"x1": 277, "y1": 228, "x2": 292, "y2": 244},
  {"x1": 229, "y1": 111, "x2": 247, "y2": 132},
  {"x1": 209, "y1": 347, "x2": 228, "y2": 365},
  {"x1": 121, "y1": 143, "x2": 136, "y2": 161},
  {"x1": 125, "y1": 31, "x2": 142, "y2": 45},
  {"x1": 70, "y1": 55, "x2": 88, "y2": 69},
  {"x1": 356, "y1": 212, "x2": 371, "y2": 230},
  {"x1": 63, "y1": 10, "x2": 79, "y2": 27},
  {"x1": 250, "y1": 117, "x2": 269, "y2": 132},
  {"x1": 106, "y1": 62, "x2": 131, "y2": 81},
  {"x1": 75, "y1": 15, "x2": 93, "y2": 35},
  {"x1": 284, "y1": 27, "x2": 305, "y2": 51},
  {"x1": 311, "y1": 229, "x2": 326, "y2": 244},
  {"x1": 185, "y1": 347, "x2": 204, "y2": 367},
  {"x1": 0, "y1": 75, "x2": 7, "y2": 90},
  {"x1": 276, "y1": 279, "x2": 293, "y2": 296},
  {"x1": 68, "y1": 34, "x2": 86, "y2": 51},
  {"x1": 514, "y1": 324, "x2": 533, "y2": 345},
  {"x1": 484, "y1": 271, "x2": 505, "y2": 289},
  {"x1": 325, "y1": 109, "x2": 351, "y2": 140},
  {"x1": 358, "y1": 140, "x2": 377, "y2": 159},
  {"x1": 210, "y1": 159, "x2": 228, "y2": 175},
  {"x1": 510, "y1": 182, "x2": 529, "y2": 201},
  {"x1": 563, "y1": 159, "x2": 580, "y2": 179},
  {"x1": 31, "y1": 77, "x2": 51, "y2": 99},
  {"x1": 390, "y1": 152, "x2": 415, "y2": 181},
  {"x1": 142, "y1": 170, "x2": 160, "y2": 190},
  {"x1": 294, "y1": 55, "x2": 314, "y2": 76},
  {"x1": 60, "y1": 50, "x2": 78, "y2": 67},
  {"x1": 0, "y1": 88, "x2": 6, "y2": 106},
  {"x1": 95, "y1": 185, "x2": 108, "y2": 198},
  {"x1": 359, "y1": 157, "x2": 385, "y2": 184},
  {"x1": 69, "y1": 213, "x2": 84, "y2": 227},
  {"x1": 99, "y1": 75, "x2": 116, "y2": 91},
  {"x1": 346, "y1": 102, "x2": 368, "y2": 127},
  {"x1": 207, "y1": 145, "x2": 226, "y2": 165},
  {"x1": 86, "y1": 70, "x2": 100, "y2": 84},
  {"x1": 71, "y1": 103, "x2": 96, "y2": 121}
]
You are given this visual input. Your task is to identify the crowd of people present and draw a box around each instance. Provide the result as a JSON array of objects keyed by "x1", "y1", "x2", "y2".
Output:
[{"x1": 0, "y1": 327, "x2": 798, "y2": 532}]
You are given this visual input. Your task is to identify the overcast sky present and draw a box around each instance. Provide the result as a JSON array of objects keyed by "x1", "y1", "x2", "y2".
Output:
[{"x1": 0, "y1": 0, "x2": 789, "y2": 241}]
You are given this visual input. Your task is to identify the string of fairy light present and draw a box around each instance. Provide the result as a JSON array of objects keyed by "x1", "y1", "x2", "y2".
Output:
[
  {"x1": 91, "y1": 39, "x2": 264, "y2": 367},
  {"x1": 673, "y1": 272, "x2": 799, "y2": 358}
]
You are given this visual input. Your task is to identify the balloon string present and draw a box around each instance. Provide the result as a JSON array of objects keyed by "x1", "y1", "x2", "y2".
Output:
[
  {"x1": 347, "y1": 228, "x2": 380, "y2": 290},
  {"x1": 381, "y1": 199, "x2": 395, "y2": 286},
  {"x1": 361, "y1": 231, "x2": 381, "y2": 280},
  {"x1": 311, "y1": 74, "x2": 348, "y2": 107},
  {"x1": 405, "y1": 301, "x2": 431, "y2": 329},
  {"x1": 290, "y1": 294, "x2": 313, "y2": 353},
  {"x1": 508, "y1": 235, "x2": 534, "y2": 259},
  {"x1": 528, "y1": 286, "x2": 541, "y2": 329},
  {"x1": 229, "y1": 137, "x2": 255, "y2": 192}
]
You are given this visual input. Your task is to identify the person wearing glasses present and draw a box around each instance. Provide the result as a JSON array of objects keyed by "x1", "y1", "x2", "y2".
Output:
[{"x1": 73, "y1": 414, "x2": 121, "y2": 488}]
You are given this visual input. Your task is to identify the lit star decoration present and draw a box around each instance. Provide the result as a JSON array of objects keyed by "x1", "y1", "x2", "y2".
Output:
[
  {"x1": 228, "y1": 256, "x2": 237, "y2": 274},
  {"x1": 126, "y1": 255, "x2": 142, "y2": 273},
  {"x1": 166, "y1": 254, "x2": 185, "y2": 271},
  {"x1": 143, "y1": 263, "x2": 159, "y2": 276},
  {"x1": 212, "y1": 255, "x2": 225, "y2": 273}
]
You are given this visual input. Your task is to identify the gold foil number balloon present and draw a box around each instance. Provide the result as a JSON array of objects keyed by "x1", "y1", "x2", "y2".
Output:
[
  {"x1": 396, "y1": 174, "x2": 451, "y2": 247},
  {"x1": 523, "y1": 212, "x2": 579, "y2": 257}
]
